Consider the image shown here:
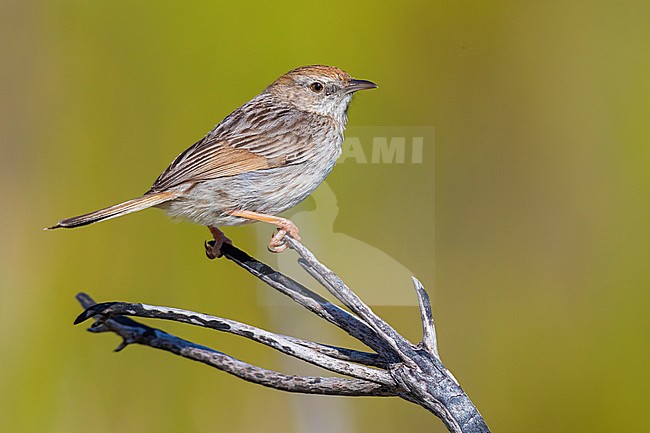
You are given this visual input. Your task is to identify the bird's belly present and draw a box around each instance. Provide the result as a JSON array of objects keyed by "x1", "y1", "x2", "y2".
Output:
[{"x1": 160, "y1": 160, "x2": 336, "y2": 227}]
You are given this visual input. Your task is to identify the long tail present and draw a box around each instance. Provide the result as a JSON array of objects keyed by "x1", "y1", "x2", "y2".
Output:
[{"x1": 47, "y1": 191, "x2": 180, "y2": 229}]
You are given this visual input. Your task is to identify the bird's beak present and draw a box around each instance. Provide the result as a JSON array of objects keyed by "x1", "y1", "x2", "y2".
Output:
[{"x1": 345, "y1": 78, "x2": 378, "y2": 94}]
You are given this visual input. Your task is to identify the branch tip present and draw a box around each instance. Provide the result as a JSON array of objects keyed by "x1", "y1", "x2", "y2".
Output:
[
  {"x1": 412, "y1": 277, "x2": 439, "y2": 358},
  {"x1": 114, "y1": 340, "x2": 129, "y2": 352},
  {"x1": 74, "y1": 311, "x2": 91, "y2": 325},
  {"x1": 75, "y1": 292, "x2": 96, "y2": 309},
  {"x1": 74, "y1": 302, "x2": 118, "y2": 325},
  {"x1": 86, "y1": 323, "x2": 110, "y2": 333}
]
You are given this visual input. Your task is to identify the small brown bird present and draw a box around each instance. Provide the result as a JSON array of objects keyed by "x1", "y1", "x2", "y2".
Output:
[{"x1": 48, "y1": 65, "x2": 377, "y2": 257}]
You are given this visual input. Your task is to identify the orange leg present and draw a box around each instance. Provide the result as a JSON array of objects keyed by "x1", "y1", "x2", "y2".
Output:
[
  {"x1": 229, "y1": 210, "x2": 300, "y2": 253},
  {"x1": 205, "y1": 226, "x2": 232, "y2": 259}
]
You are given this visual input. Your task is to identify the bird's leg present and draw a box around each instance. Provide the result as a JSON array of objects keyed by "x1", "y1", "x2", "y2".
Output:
[
  {"x1": 204, "y1": 226, "x2": 232, "y2": 259},
  {"x1": 228, "y1": 210, "x2": 300, "y2": 253}
]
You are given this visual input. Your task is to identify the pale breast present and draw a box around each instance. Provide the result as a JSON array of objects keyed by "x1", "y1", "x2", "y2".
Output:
[{"x1": 159, "y1": 118, "x2": 344, "y2": 227}]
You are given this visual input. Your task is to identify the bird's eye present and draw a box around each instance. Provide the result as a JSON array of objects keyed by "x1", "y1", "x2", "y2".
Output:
[{"x1": 309, "y1": 82, "x2": 324, "y2": 93}]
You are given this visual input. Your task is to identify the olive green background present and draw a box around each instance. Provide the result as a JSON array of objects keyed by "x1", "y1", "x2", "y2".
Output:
[{"x1": 2, "y1": 1, "x2": 649, "y2": 432}]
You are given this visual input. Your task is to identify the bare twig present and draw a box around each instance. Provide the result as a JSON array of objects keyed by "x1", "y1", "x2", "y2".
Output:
[
  {"x1": 75, "y1": 294, "x2": 392, "y2": 396},
  {"x1": 74, "y1": 239, "x2": 490, "y2": 433},
  {"x1": 412, "y1": 277, "x2": 439, "y2": 359},
  {"x1": 76, "y1": 301, "x2": 393, "y2": 385},
  {"x1": 217, "y1": 241, "x2": 396, "y2": 360}
]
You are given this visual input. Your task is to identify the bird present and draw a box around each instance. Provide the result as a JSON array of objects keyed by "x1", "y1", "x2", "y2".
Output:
[{"x1": 47, "y1": 65, "x2": 377, "y2": 257}]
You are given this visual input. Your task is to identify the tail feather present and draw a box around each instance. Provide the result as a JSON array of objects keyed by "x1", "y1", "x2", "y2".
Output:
[{"x1": 47, "y1": 191, "x2": 179, "y2": 229}]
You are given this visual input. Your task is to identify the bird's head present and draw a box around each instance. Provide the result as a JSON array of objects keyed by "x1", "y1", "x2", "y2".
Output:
[{"x1": 266, "y1": 65, "x2": 377, "y2": 118}]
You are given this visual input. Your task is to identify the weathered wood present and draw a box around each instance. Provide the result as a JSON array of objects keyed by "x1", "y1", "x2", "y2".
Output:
[{"x1": 75, "y1": 239, "x2": 490, "y2": 433}]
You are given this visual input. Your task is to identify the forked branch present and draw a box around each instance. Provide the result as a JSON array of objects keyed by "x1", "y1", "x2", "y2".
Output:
[{"x1": 74, "y1": 239, "x2": 490, "y2": 433}]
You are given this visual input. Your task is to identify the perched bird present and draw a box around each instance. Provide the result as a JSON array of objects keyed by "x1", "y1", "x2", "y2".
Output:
[{"x1": 48, "y1": 65, "x2": 377, "y2": 257}]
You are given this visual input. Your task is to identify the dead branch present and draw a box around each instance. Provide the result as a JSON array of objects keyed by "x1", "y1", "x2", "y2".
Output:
[{"x1": 74, "y1": 239, "x2": 490, "y2": 433}]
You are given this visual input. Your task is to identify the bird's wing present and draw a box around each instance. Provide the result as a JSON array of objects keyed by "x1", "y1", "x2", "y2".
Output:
[{"x1": 151, "y1": 101, "x2": 323, "y2": 191}]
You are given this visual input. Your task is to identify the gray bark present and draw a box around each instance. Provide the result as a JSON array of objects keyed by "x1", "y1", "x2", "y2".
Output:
[{"x1": 74, "y1": 238, "x2": 490, "y2": 433}]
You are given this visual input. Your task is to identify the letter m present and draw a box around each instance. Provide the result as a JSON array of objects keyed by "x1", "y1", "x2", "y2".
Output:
[{"x1": 371, "y1": 137, "x2": 405, "y2": 163}]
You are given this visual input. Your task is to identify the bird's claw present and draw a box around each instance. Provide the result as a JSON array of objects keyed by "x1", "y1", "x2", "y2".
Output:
[
  {"x1": 205, "y1": 226, "x2": 232, "y2": 259},
  {"x1": 268, "y1": 229, "x2": 288, "y2": 253},
  {"x1": 267, "y1": 222, "x2": 301, "y2": 253},
  {"x1": 205, "y1": 239, "x2": 222, "y2": 259}
]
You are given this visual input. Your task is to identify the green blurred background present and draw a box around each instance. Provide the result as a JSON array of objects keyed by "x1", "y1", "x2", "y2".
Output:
[{"x1": 2, "y1": 1, "x2": 649, "y2": 432}]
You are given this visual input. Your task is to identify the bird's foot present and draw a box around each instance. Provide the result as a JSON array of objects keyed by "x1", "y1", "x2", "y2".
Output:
[
  {"x1": 268, "y1": 220, "x2": 300, "y2": 253},
  {"x1": 205, "y1": 226, "x2": 232, "y2": 259},
  {"x1": 225, "y1": 210, "x2": 301, "y2": 253}
]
